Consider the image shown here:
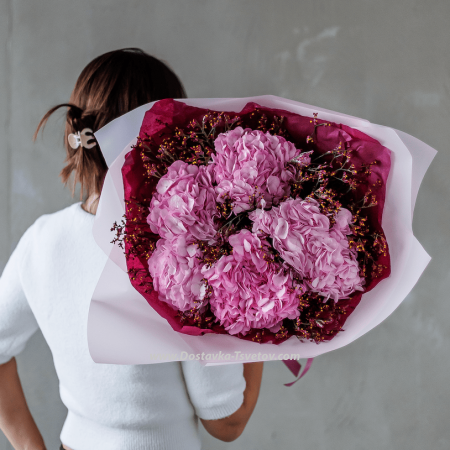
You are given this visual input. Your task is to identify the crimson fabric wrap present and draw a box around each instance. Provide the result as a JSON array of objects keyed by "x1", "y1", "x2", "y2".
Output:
[{"x1": 121, "y1": 99, "x2": 391, "y2": 345}]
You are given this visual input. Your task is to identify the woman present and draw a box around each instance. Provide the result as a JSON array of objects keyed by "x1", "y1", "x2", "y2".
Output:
[{"x1": 0, "y1": 48, "x2": 263, "y2": 450}]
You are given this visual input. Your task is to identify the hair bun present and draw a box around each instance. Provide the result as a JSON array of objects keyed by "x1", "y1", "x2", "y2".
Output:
[
  {"x1": 67, "y1": 104, "x2": 98, "y2": 133},
  {"x1": 66, "y1": 104, "x2": 83, "y2": 120}
]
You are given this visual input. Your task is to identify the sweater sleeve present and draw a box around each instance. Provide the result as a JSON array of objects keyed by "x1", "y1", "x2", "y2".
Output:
[
  {"x1": 181, "y1": 360, "x2": 246, "y2": 420},
  {"x1": 0, "y1": 227, "x2": 39, "y2": 365}
]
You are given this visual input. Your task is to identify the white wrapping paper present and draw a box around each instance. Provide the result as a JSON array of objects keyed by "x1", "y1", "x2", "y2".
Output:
[{"x1": 87, "y1": 96, "x2": 436, "y2": 365}]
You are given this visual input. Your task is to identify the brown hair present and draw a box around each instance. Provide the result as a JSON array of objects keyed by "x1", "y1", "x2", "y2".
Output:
[{"x1": 34, "y1": 48, "x2": 186, "y2": 200}]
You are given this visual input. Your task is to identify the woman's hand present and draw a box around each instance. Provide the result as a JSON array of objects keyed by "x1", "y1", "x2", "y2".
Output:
[
  {"x1": 0, "y1": 357, "x2": 46, "y2": 450},
  {"x1": 200, "y1": 361, "x2": 263, "y2": 442}
]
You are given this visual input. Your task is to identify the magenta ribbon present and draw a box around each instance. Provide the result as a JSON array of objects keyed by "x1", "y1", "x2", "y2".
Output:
[{"x1": 282, "y1": 358, "x2": 314, "y2": 386}]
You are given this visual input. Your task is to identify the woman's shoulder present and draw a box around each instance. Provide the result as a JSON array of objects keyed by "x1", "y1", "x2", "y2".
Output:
[
  {"x1": 31, "y1": 202, "x2": 92, "y2": 232},
  {"x1": 18, "y1": 202, "x2": 95, "y2": 253}
]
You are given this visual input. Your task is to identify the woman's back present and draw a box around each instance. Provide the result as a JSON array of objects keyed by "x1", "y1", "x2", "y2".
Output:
[{"x1": 0, "y1": 202, "x2": 245, "y2": 449}]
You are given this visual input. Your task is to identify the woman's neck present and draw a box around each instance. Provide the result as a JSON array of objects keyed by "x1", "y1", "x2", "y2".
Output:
[{"x1": 81, "y1": 194, "x2": 99, "y2": 215}]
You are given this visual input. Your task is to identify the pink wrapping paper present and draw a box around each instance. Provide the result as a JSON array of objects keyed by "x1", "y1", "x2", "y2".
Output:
[{"x1": 87, "y1": 96, "x2": 436, "y2": 365}]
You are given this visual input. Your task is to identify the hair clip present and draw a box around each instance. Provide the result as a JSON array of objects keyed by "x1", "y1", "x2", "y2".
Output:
[{"x1": 68, "y1": 128, "x2": 97, "y2": 150}]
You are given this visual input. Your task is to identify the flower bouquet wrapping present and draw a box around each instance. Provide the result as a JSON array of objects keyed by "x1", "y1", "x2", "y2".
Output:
[{"x1": 88, "y1": 96, "x2": 435, "y2": 369}]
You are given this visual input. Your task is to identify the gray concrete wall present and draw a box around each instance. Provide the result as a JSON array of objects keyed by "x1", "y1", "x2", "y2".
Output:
[{"x1": 1, "y1": 1, "x2": 449, "y2": 449}]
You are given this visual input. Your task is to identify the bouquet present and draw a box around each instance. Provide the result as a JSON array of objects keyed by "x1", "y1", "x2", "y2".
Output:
[{"x1": 88, "y1": 96, "x2": 435, "y2": 371}]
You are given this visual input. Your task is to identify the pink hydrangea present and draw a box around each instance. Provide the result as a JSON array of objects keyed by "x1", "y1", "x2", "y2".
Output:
[
  {"x1": 332, "y1": 208, "x2": 353, "y2": 238},
  {"x1": 211, "y1": 127, "x2": 310, "y2": 214},
  {"x1": 202, "y1": 230, "x2": 305, "y2": 335},
  {"x1": 147, "y1": 160, "x2": 218, "y2": 242},
  {"x1": 249, "y1": 198, "x2": 364, "y2": 302},
  {"x1": 148, "y1": 235, "x2": 205, "y2": 311}
]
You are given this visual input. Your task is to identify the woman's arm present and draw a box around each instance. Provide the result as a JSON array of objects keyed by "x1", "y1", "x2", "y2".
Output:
[
  {"x1": 0, "y1": 357, "x2": 46, "y2": 450},
  {"x1": 200, "y1": 361, "x2": 263, "y2": 442}
]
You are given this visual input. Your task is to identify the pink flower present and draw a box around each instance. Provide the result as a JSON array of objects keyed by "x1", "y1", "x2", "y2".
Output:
[
  {"x1": 202, "y1": 230, "x2": 304, "y2": 335},
  {"x1": 249, "y1": 198, "x2": 363, "y2": 301},
  {"x1": 211, "y1": 127, "x2": 309, "y2": 214},
  {"x1": 148, "y1": 235, "x2": 206, "y2": 311},
  {"x1": 332, "y1": 208, "x2": 353, "y2": 238},
  {"x1": 147, "y1": 161, "x2": 218, "y2": 242}
]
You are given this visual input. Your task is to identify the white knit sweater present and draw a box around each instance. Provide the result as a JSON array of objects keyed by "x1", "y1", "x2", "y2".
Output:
[{"x1": 0, "y1": 203, "x2": 246, "y2": 450}]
